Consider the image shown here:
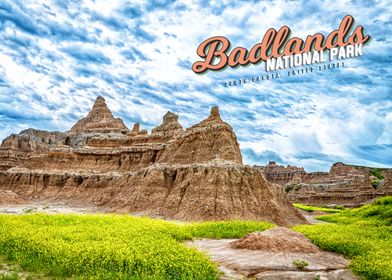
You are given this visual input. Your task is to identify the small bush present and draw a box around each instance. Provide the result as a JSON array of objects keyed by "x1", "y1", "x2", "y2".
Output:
[
  {"x1": 292, "y1": 259, "x2": 308, "y2": 270},
  {"x1": 371, "y1": 179, "x2": 382, "y2": 188},
  {"x1": 369, "y1": 168, "x2": 384, "y2": 180},
  {"x1": 285, "y1": 184, "x2": 301, "y2": 193},
  {"x1": 22, "y1": 208, "x2": 35, "y2": 214}
]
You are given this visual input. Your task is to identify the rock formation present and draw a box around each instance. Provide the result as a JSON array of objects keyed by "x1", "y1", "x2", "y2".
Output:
[
  {"x1": 157, "y1": 106, "x2": 242, "y2": 165},
  {"x1": 258, "y1": 162, "x2": 392, "y2": 207},
  {"x1": 151, "y1": 111, "x2": 183, "y2": 134},
  {"x1": 230, "y1": 227, "x2": 319, "y2": 253},
  {"x1": 0, "y1": 96, "x2": 305, "y2": 226},
  {"x1": 259, "y1": 161, "x2": 306, "y2": 185},
  {"x1": 0, "y1": 129, "x2": 66, "y2": 170},
  {"x1": 1, "y1": 128, "x2": 66, "y2": 154},
  {"x1": 128, "y1": 123, "x2": 148, "y2": 136},
  {"x1": 69, "y1": 96, "x2": 129, "y2": 134}
]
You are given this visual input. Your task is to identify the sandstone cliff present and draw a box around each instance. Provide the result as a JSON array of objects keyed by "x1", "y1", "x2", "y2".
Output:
[
  {"x1": 157, "y1": 106, "x2": 242, "y2": 165},
  {"x1": 0, "y1": 96, "x2": 305, "y2": 226},
  {"x1": 259, "y1": 161, "x2": 392, "y2": 207}
]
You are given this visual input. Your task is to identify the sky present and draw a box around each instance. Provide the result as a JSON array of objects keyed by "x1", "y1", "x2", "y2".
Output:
[{"x1": 0, "y1": 0, "x2": 391, "y2": 171}]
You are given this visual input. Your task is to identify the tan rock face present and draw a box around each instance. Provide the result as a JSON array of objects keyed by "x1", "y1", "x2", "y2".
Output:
[
  {"x1": 157, "y1": 106, "x2": 243, "y2": 165},
  {"x1": 0, "y1": 190, "x2": 26, "y2": 205},
  {"x1": 1, "y1": 129, "x2": 66, "y2": 153},
  {"x1": 69, "y1": 96, "x2": 129, "y2": 134},
  {"x1": 128, "y1": 123, "x2": 148, "y2": 136},
  {"x1": 258, "y1": 161, "x2": 306, "y2": 185},
  {"x1": 0, "y1": 165, "x2": 305, "y2": 225},
  {"x1": 258, "y1": 162, "x2": 392, "y2": 207},
  {"x1": 0, "y1": 96, "x2": 305, "y2": 225},
  {"x1": 152, "y1": 111, "x2": 183, "y2": 134}
]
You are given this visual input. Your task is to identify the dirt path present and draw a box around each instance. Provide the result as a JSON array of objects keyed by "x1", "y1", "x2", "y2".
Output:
[
  {"x1": 0, "y1": 202, "x2": 101, "y2": 215},
  {"x1": 301, "y1": 210, "x2": 328, "y2": 224},
  {"x1": 187, "y1": 226, "x2": 358, "y2": 280},
  {"x1": 187, "y1": 239, "x2": 358, "y2": 280}
]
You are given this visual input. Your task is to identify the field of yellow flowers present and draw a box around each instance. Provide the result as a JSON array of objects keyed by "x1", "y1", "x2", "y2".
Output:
[
  {"x1": 0, "y1": 215, "x2": 272, "y2": 279},
  {"x1": 0, "y1": 197, "x2": 391, "y2": 279}
]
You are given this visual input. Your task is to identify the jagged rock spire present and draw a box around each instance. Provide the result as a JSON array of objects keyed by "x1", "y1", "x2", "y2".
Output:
[
  {"x1": 128, "y1": 122, "x2": 147, "y2": 136},
  {"x1": 157, "y1": 105, "x2": 243, "y2": 165},
  {"x1": 69, "y1": 96, "x2": 129, "y2": 134},
  {"x1": 131, "y1": 122, "x2": 141, "y2": 133},
  {"x1": 205, "y1": 106, "x2": 222, "y2": 122},
  {"x1": 151, "y1": 111, "x2": 183, "y2": 134}
]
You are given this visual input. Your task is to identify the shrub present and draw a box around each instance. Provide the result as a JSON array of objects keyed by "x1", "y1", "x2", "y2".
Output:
[
  {"x1": 292, "y1": 259, "x2": 308, "y2": 270},
  {"x1": 369, "y1": 168, "x2": 384, "y2": 180},
  {"x1": 285, "y1": 184, "x2": 301, "y2": 193}
]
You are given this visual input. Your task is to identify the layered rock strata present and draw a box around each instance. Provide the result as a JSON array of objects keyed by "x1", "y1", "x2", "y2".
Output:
[
  {"x1": 69, "y1": 96, "x2": 129, "y2": 134},
  {"x1": 258, "y1": 161, "x2": 392, "y2": 207},
  {"x1": 0, "y1": 96, "x2": 305, "y2": 226}
]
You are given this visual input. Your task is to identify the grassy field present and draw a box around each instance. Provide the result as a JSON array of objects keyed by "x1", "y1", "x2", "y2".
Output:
[
  {"x1": 295, "y1": 196, "x2": 392, "y2": 280},
  {"x1": 1, "y1": 198, "x2": 391, "y2": 279},
  {"x1": 293, "y1": 203, "x2": 344, "y2": 213},
  {"x1": 0, "y1": 215, "x2": 273, "y2": 279}
]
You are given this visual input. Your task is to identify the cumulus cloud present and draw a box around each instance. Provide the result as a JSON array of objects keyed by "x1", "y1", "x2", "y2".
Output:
[{"x1": 0, "y1": 0, "x2": 391, "y2": 171}]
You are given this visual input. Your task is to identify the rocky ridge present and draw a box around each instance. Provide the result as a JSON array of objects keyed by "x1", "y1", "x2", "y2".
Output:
[
  {"x1": 258, "y1": 161, "x2": 392, "y2": 206},
  {"x1": 0, "y1": 96, "x2": 305, "y2": 226}
]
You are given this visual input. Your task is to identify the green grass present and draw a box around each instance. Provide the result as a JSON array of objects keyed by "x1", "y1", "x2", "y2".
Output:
[
  {"x1": 0, "y1": 273, "x2": 20, "y2": 280},
  {"x1": 294, "y1": 196, "x2": 392, "y2": 280},
  {"x1": 186, "y1": 220, "x2": 273, "y2": 239},
  {"x1": 370, "y1": 168, "x2": 384, "y2": 180},
  {"x1": 293, "y1": 203, "x2": 344, "y2": 213},
  {"x1": 0, "y1": 214, "x2": 273, "y2": 279}
]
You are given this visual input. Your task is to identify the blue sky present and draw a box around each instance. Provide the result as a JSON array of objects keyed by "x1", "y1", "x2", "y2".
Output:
[{"x1": 0, "y1": 0, "x2": 391, "y2": 171}]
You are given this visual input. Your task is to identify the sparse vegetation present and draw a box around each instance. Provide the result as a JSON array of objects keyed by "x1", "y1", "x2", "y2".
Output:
[
  {"x1": 186, "y1": 220, "x2": 273, "y2": 239},
  {"x1": 0, "y1": 272, "x2": 20, "y2": 280},
  {"x1": 292, "y1": 259, "x2": 308, "y2": 270},
  {"x1": 369, "y1": 168, "x2": 384, "y2": 188},
  {"x1": 332, "y1": 205, "x2": 346, "y2": 210},
  {"x1": 293, "y1": 203, "x2": 343, "y2": 213},
  {"x1": 21, "y1": 208, "x2": 35, "y2": 214},
  {"x1": 284, "y1": 184, "x2": 302, "y2": 193},
  {"x1": 369, "y1": 168, "x2": 384, "y2": 180},
  {"x1": 294, "y1": 196, "x2": 392, "y2": 280},
  {"x1": 0, "y1": 214, "x2": 273, "y2": 279}
]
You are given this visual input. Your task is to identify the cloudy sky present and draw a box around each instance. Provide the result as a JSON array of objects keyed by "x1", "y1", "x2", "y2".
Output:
[{"x1": 0, "y1": 0, "x2": 391, "y2": 171}]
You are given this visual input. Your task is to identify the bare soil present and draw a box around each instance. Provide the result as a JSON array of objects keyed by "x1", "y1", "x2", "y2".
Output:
[{"x1": 230, "y1": 227, "x2": 320, "y2": 253}]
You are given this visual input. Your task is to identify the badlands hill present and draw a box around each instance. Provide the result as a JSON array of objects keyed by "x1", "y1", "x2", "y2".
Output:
[
  {"x1": 0, "y1": 96, "x2": 305, "y2": 226},
  {"x1": 259, "y1": 161, "x2": 392, "y2": 207}
]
